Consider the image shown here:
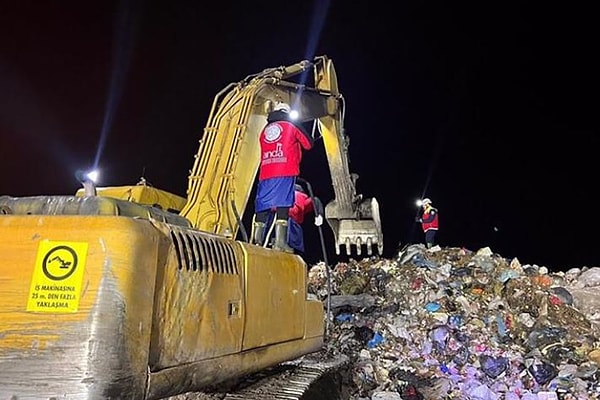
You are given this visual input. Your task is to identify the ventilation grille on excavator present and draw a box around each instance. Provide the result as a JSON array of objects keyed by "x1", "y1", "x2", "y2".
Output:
[{"x1": 169, "y1": 228, "x2": 239, "y2": 274}]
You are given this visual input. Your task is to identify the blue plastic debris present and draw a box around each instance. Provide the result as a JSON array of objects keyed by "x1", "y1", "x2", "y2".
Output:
[
  {"x1": 496, "y1": 313, "x2": 508, "y2": 337},
  {"x1": 335, "y1": 312, "x2": 353, "y2": 322},
  {"x1": 425, "y1": 302, "x2": 441, "y2": 312},
  {"x1": 498, "y1": 269, "x2": 520, "y2": 283},
  {"x1": 367, "y1": 332, "x2": 384, "y2": 348},
  {"x1": 448, "y1": 315, "x2": 463, "y2": 327}
]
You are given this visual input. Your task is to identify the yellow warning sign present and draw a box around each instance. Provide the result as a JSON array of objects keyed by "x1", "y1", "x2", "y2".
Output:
[{"x1": 27, "y1": 241, "x2": 88, "y2": 313}]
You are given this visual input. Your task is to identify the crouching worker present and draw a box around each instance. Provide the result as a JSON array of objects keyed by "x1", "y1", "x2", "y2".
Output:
[{"x1": 287, "y1": 184, "x2": 324, "y2": 256}]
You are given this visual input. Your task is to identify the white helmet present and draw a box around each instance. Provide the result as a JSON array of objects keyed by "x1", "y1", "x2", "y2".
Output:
[
  {"x1": 421, "y1": 198, "x2": 432, "y2": 206},
  {"x1": 273, "y1": 102, "x2": 291, "y2": 113}
]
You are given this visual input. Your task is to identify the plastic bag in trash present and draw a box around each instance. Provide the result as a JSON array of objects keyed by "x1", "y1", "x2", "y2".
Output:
[
  {"x1": 430, "y1": 325, "x2": 450, "y2": 350},
  {"x1": 479, "y1": 354, "x2": 509, "y2": 379},
  {"x1": 410, "y1": 253, "x2": 438, "y2": 269},
  {"x1": 528, "y1": 360, "x2": 558, "y2": 385},
  {"x1": 549, "y1": 286, "x2": 573, "y2": 305},
  {"x1": 526, "y1": 327, "x2": 566, "y2": 349}
]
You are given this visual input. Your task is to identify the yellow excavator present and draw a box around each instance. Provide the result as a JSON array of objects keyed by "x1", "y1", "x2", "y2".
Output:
[{"x1": 0, "y1": 55, "x2": 382, "y2": 399}]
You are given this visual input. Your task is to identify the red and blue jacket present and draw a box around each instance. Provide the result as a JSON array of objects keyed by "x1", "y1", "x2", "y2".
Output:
[{"x1": 258, "y1": 111, "x2": 313, "y2": 180}]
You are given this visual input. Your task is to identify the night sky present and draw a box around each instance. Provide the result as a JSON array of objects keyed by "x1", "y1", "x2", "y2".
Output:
[{"x1": 1, "y1": 1, "x2": 598, "y2": 271}]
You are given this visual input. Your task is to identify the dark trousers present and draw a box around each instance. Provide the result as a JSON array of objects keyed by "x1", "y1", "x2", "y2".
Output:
[{"x1": 425, "y1": 230, "x2": 436, "y2": 247}]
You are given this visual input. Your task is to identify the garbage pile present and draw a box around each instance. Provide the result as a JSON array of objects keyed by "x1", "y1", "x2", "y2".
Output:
[{"x1": 307, "y1": 244, "x2": 600, "y2": 400}]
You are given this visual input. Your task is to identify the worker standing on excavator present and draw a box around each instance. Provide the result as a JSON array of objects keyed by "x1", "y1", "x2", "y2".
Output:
[{"x1": 252, "y1": 102, "x2": 313, "y2": 252}]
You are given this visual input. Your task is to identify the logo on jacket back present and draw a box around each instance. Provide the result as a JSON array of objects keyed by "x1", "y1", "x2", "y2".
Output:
[
  {"x1": 263, "y1": 143, "x2": 284, "y2": 160},
  {"x1": 264, "y1": 123, "x2": 283, "y2": 143}
]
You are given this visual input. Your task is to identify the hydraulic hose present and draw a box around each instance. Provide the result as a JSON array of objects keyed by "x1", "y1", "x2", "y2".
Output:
[{"x1": 297, "y1": 177, "x2": 332, "y2": 337}]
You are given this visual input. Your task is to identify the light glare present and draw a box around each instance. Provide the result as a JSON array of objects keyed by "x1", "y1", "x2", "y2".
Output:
[{"x1": 86, "y1": 170, "x2": 99, "y2": 183}]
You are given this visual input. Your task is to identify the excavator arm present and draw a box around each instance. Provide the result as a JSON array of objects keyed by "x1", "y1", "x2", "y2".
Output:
[
  {"x1": 313, "y1": 56, "x2": 383, "y2": 256},
  {"x1": 180, "y1": 55, "x2": 383, "y2": 256}
]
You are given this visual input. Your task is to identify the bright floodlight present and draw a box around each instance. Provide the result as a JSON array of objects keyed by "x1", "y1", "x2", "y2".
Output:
[
  {"x1": 289, "y1": 110, "x2": 299, "y2": 120},
  {"x1": 416, "y1": 199, "x2": 423, "y2": 207},
  {"x1": 86, "y1": 169, "x2": 99, "y2": 183}
]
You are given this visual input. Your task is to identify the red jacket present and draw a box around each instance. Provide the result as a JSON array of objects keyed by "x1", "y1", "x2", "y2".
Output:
[
  {"x1": 421, "y1": 206, "x2": 439, "y2": 232},
  {"x1": 259, "y1": 120, "x2": 313, "y2": 180},
  {"x1": 289, "y1": 190, "x2": 314, "y2": 224}
]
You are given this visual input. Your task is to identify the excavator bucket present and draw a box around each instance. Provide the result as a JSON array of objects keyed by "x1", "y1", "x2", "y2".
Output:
[{"x1": 325, "y1": 196, "x2": 383, "y2": 256}]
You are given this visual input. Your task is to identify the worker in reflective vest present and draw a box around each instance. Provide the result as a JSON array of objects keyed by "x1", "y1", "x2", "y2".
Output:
[{"x1": 416, "y1": 198, "x2": 439, "y2": 249}]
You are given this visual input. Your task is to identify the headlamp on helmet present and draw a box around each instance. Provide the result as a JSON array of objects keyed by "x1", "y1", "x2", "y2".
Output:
[{"x1": 273, "y1": 102, "x2": 291, "y2": 113}]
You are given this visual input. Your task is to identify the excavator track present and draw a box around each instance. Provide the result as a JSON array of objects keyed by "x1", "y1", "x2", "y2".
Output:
[
  {"x1": 167, "y1": 355, "x2": 349, "y2": 400},
  {"x1": 222, "y1": 355, "x2": 349, "y2": 400}
]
